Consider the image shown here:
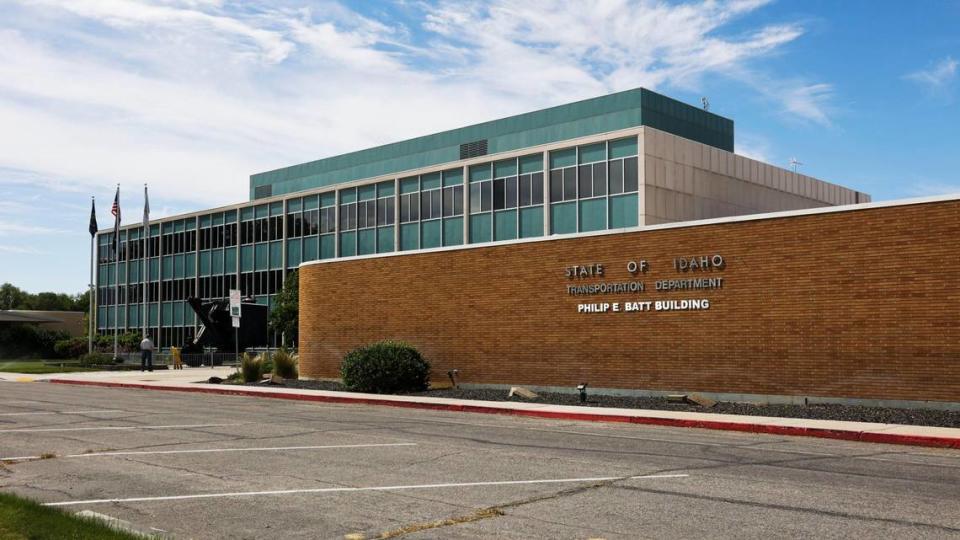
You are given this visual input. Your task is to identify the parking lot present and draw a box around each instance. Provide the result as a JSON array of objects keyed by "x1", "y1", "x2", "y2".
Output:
[{"x1": 2, "y1": 381, "x2": 960, "y2": 539}]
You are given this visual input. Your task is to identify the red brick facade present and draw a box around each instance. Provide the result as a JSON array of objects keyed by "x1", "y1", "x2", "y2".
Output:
[{"x1": 300, "y1": 200, "x2": 960, "y2": 403}]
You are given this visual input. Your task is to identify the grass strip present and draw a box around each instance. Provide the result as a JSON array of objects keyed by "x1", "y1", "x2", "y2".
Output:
[
  {"x1": 0, "y1": 361, "x2": 96, "y2": 374},
  {"x1": 0, "y1": 492, "x2": 143, "y2": 539}
]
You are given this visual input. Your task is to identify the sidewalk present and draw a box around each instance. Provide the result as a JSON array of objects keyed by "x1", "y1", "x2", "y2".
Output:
[{"x1": 13, "y1": 369, "x2": 960, "y2": 450}]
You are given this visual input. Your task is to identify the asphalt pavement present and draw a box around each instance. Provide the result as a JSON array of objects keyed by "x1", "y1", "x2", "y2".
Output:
[{"x1": 1, "y1": 381, "x2": 959, "y2": 539}]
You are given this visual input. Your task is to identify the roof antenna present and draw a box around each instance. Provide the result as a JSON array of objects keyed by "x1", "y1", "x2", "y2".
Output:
[
  {"x1": 789, "y1": 157, "x2": 803, "y2": 173},
  {"x1": 701, "y1": 97, "x2": 710, "y2": 111}
]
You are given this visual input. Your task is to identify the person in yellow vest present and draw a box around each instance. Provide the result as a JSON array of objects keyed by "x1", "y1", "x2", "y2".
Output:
[{"x1": 170, "y1": 346, "x2": 183, "y2": 370}]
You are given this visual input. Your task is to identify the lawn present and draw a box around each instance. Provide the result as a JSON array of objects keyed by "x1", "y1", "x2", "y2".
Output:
[
  {"x1": 0, "y1": 492, "x2": 143, "y2": 539},
  {"x1": 0, "y1": 361, "x2": 97, "y2": 374}
]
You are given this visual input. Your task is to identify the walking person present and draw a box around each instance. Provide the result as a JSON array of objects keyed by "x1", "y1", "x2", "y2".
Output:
[{"x1": 140, "y1": 334, "x2": 154, "y2": 372}]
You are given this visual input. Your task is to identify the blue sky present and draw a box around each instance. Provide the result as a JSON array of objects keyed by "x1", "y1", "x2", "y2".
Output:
[{"x1": 1, "y1": 0, "x2": 958, "y2": 294}]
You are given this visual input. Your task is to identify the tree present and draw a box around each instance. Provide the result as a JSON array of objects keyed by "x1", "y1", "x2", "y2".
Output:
[
  {"x1": 0, "y1": 282, "x2": 90, "y2": 312},
  {"x1": 27, "y1": 292, "x2": 74, "y2": 311},
  {"x1": 269, "y1": 270, "x2": 298, "y2": 346},
  {"x1": 0, "y1": 283, "x2": 27, "y2": 310},
  {"x1": 70, "y1": 290, "x2": 90, "y2": 313}
]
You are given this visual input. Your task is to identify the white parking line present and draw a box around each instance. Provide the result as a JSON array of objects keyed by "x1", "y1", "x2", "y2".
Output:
[
  {"x1": 0, "y1": 423, "x2": 242, "y2": 434},
  {"x1": 45, "y1": 473, "x2": 689, "y2": 506},
  {"x1": 2, "y1": 443, "x2": 417, "y2": 461},
  {"x1": 0, "y1": 410, "x2": 125, "y2": 417}
]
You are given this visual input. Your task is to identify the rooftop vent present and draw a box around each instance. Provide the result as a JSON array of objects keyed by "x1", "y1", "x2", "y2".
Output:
[
  {"x1": 459, "y1": 139, "x2": 488, "y2": 160},
  {"x1": 254, "y1": 185, "x2": 272, "y2": 199}
]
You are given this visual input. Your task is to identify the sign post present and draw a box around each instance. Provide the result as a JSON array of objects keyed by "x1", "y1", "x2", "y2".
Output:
[{"x1": 229, "y1": 289, "x2": 241, "y2": 367}]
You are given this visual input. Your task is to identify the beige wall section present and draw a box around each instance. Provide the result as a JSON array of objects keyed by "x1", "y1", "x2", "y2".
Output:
[{"x1": 640, "y1": 127, "x2": 870, "y2": 225}]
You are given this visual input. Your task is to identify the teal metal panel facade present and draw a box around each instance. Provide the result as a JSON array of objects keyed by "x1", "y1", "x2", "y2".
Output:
[
  {"x1": 494, "y1": 210, "x2": 518, "y2": 241},
  {"x1": 250, "y1": 88, "x2": 733, "y2": 199},
  {"x1": 443, "y1": 218, "x2": 463, "y2": 247},
  {"x1": 578, "y1": 198, "x2": 607, "y2": 232},
  {"x1": 609, "y1": 194, "x2": 639, "y2": 228},
  {"x1": 519, "y1": 206, "x2": 544, "y2": 238},
  {"x1": 421, "y1": 220, "x2": 442, "y2": 249},
  {"x1": 469, "y1": 214, "x2": 492, "y2": 244},
  {"x1": 400, "y1": 223, "x2": 419, "y2": 251}
]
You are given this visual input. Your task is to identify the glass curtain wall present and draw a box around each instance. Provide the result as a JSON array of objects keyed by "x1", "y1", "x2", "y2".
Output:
[
  {"x1": 549, "y1": 136, "x2": 639, "y2": 235},
  {"x1": 95, "y1": 134, "x2": 639, "y2": 348},
  {"x1": 399, "y1": 168, "x2": 463, "y2": 250}
]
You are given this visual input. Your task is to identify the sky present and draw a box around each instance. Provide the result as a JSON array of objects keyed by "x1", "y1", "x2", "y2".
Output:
[{"x1": 1, "y1": 0, "x2": 958, "y2": 294}]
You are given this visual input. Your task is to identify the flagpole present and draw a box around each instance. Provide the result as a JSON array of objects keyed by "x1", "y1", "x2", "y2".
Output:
[
  {"x1": 89, "y1": 197, "x2": 95, "y2": 356},
  {"x1": 142, "y1": 183, "x2": 149, "y2": 340},
  {"x1": 113, "y1": 184, "x2": 120, "y2": 361}
]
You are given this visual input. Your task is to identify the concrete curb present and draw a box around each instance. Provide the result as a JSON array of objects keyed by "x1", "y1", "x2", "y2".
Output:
[{"x1": 48, "y1": 378, "x2": 960, "y2": 450}]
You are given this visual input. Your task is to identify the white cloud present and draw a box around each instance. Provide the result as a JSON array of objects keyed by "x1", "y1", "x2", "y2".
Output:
[
  {"x1": 734, "y1": 133, "x2": 773, "y2": 163},
  {"x1": 908, "y1": 181, "x2": 960, "y2": 197},
  {"x1": 0, "y1": 220, "x2": 72, "y2": 236},
  {"x1": 905, "y1": 56, "x2": 958, "y2": 90},
  {"x1": 780, "y1": 83, "x2": 834, "y2": 126},
  {"x1": 0, "y1": 244, "x2": 47, "y2": 255},
  {"x1": 0, "y1": 0, "x2": 850, "y2": 293},
  {"x1": 0, "y1": 0, "x2": 821, "y2": 223}
]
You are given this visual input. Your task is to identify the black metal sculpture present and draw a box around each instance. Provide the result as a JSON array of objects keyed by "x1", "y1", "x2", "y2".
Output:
[{"x1": 181, "y1": 296, "x2": 268, "y2": 354}]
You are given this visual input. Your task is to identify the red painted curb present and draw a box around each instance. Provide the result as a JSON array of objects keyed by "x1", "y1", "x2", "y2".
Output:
[{"x1": 48, "y1": 379, "x2": 960, "y2": 450}]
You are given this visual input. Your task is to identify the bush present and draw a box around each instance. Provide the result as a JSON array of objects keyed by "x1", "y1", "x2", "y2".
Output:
[
  {"x1": 54, "y1": 337, "x2": 88, "y2": 359},
  {"x1": 272, "y1": 348, "x2": 298, "y2": 379},
  {"x1": 78, "y1": 352, "x2": 111, "y2": 367},
  {"x1": 93, "y1": 332, "x2": 141, "y2": 354},
  {"x1": 340, "y1": 341, "x2": 430, "y2": 394},
  {"x1": 260, "y1": 354, "x2": 274, "y2": 376},
  {"x1": 0, "y1": 324, "x2": 69, "y2": 359},
  {"x1": 240, "y1": 353, "x2": 262, "y2": 383}
]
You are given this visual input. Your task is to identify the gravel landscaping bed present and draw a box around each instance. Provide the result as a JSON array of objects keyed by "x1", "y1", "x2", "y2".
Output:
[{"x1": 246, "y1": 379, "x2": 960, "y2": 428}]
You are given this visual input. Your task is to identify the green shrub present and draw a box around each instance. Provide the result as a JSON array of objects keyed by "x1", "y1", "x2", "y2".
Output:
[
  {"x1": 93, "y1": 332, "x2": 141, "y2": 354},
  {"x1": 272, "y1": 348, "x2": 298, "y2": 379},
  {"x1": 54, "y1": 337, "x2": 88, "y2": 359},
  {"x1": 0, "y1": 324, "x2": 69, "y2": 359},
  {"x1": 260, "y1": 354, "x2": 274, "y2": 376},
  {"x1": 78, "y1": 352, "x2": 111, "y2": 367},
  {"x1": 340, "y1": 341, "x2": 430, "y2": 394},
  {"x1": 240, "y1": 353, "x2": 262, "y2": 383}
]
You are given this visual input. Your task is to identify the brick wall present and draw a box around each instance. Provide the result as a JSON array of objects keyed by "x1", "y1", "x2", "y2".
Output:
[{"x1": 300, "y1": 200, "x2": 960, "y2": 403}]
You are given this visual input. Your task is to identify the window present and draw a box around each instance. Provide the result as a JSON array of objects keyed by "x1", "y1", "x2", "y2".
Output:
[
  {"x1": 269, "y1": 215, "x2": 283, "y2": 241},
  {"x1": 377, "y1": 196, "x2": 396, "y2": 225},
  {"x1": 442, "y1": 185, "x2": 463, "y2": 217},
  {"x1": 493, "y1": 176, "x2": 518, "y2": 210},
  {"x1": 578, "y1": 162, "x2": 607, "y2": 199},
  {"x1": 319, "y1": 207, "x2": 334, "y2": 234},
  {"x1": 609, "y1": 157, "x2": 639, "y2": 194},
  {"x1": 339, "y1": 202, "x2": 357, "y2": 231},
  {"x1": 550, "y1": 167, "x2": 577, "y2": 202},
  {"x1": 357, "y1": 200, "x2": 377, "y2": 229},
  {"x1": 420, "y1": 189, "x2": 442, "y2": 220},
  {"x1": 254, "y1": 218, "x2": 268, "y2": 243},
  {"x1": 518, "y1": 173, "x2": 544, "y2": 207},
  {"x1": 224, "y1": 223, "x2": 236, "y2": 247},
  {"x1": 469, "y1": 181, "x2": 492, "y2": 213},
  {"x1": 399, "y1": 193, "x2": 419, "y2": 223},
  {"x1": 624, "y1": 156, "x2": 639, "y2": 192},
  {"x1": 286, "y1": 214, "x2": 302, "y2": 238},
  {"x1": 505, "y1": 177, "x2": 517, "y2": 209},
  {"x1": 240, "y1": 220, "x2": 254, "y2": 244}
]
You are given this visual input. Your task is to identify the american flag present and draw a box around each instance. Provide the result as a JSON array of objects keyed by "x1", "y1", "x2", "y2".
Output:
[
  {"x1": 112, "y1": 186, "x2": 120, "y2": 253},
  {"x1": 111, "y1": 187, "x2": 120, "y2": 220}
]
